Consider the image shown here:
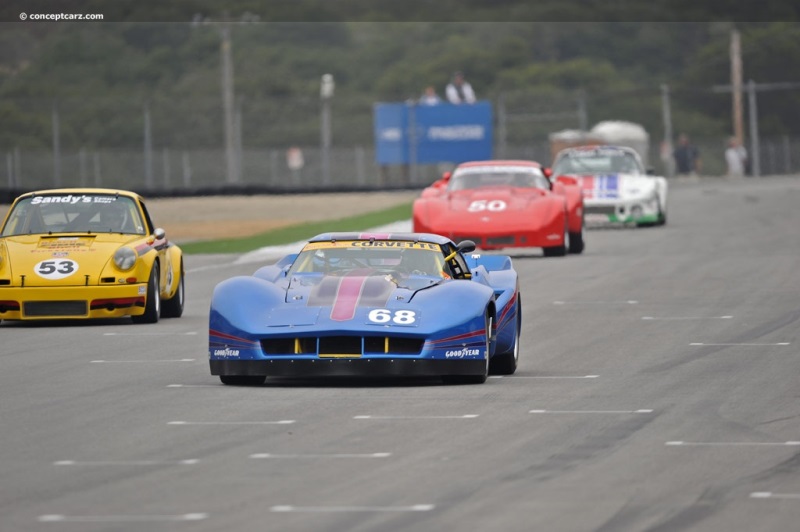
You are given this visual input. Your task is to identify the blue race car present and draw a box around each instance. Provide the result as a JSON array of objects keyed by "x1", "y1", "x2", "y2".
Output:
[{"x1": 209, "y1": 232, "x2": 520, "y2": 385}]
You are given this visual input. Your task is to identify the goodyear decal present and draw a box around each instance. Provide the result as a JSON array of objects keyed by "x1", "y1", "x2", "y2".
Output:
[
  {"x1": 444, "y1": 347, "x2": 482, "y2": 359},
  {"x1": 580, "y1": 174, "x2": 619, "y2": 199}
]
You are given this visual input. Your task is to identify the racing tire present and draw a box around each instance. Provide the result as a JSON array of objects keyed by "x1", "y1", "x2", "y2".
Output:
[
  {"x1": 443, "y1": 313, "x2": 491, "y2": 385},
  {"x1": 220, "y1": 375, "x2": 266, "y2": 386},
  {"x1": 161, "y1": 264, "x2": 185, "y2": 318},
  {"x1": 568, "y1": 217, "x2": 585, "y2": 254},
  {"x1": 490, "y1": 298, "x2": 520, "y2": 375},
  {"x1": 543, "y1": 224, "x2": 569, "y2": 257},
  {"x1": 132, "y1": 263, "x2": 160, "y2": 324}
]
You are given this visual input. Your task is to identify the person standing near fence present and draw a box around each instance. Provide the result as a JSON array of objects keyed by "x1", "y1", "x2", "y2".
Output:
[
  {"x1": 419, "y1": 86, "x2": 441, "y2": 105},
  {"x1": 724, "y1": 137, "x2": 747, "y2": 177},
  {"x1": 673, "y1": 133, "x2": 701, "y2": 176},
  {"x1": 445, "y1": 71, "x2": 476, "y2": 104}
]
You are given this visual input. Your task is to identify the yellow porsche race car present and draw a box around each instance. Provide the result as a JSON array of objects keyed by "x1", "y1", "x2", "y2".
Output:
[{"x1": 0, "y1": 188, "x2": 184, "y2": 323}]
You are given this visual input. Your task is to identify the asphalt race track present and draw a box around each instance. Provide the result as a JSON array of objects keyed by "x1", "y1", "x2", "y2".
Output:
[{"x1": 2, "y1": 176, "x2": 800, "y2": 532}]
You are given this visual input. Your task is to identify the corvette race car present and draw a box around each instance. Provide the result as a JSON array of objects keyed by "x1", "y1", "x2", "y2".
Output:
[
  {"x1": 209, "y1": 232, "x2": 521, "y2": 385},
  {"x1": 413, "y1": 160, "x2": 584, "y2": 255},
  {"x1": 0, "y1": 188, "x2": 184, "y2": 323},
  {"x1": 551, "y1": 145, "x2": 668, "y2": 226}
]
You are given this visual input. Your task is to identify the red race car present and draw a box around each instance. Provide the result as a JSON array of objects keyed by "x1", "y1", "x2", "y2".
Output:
[{"x1": 413, "y1": 160, "x2": 584, "y2": 256}]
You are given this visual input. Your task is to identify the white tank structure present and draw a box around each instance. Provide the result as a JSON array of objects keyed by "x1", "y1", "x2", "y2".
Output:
[{"x1": 589, "y1": 121, "x2": 650, "y2": 166}]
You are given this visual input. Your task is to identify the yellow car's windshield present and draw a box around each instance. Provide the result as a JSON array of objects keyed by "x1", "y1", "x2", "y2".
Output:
[{"x1": 1, "y1": 194, "x2": 146, "y2": 236}]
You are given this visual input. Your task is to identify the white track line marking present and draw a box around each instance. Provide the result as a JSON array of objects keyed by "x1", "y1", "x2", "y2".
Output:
[
  {"x1": 750, "y1": 492, "x2": 800, "y2": 499},
  {"x1": 270, "y1": 504, "x2": 434, "y2": 513},
  {"x1": 353, "y1": 415, "x2": 478, "y2": 420},
  {"x1": 91, "y1": 359, "x2": 195, "y2": 363},
  {"x1": 666, "y1": 441, "x2": 800, "y2": 447},
  {"x1": 167, "y1": 384, "x2": 221, "y2": 388},
  {"x1": 187, "y1": 263, "x2": 236, "y2": 273},
  {"x1": 553, "y1": 300, "x2": 638, "y2": 305},
  {"x1": 103, "y1": 332, "x2": 198, "y2": 336},
  {"x1": 251, "y1": 453, "x2": 391, "y2": 459},
  {"x1": 530, "y1": 409, "x2": 654, "y2": 414},
  {"x1": 689, "y1": 342, "x2": 790, "y2": 346},
  {"x1": 490, "y1": 375, "x2": 598, "y2": 379},
  {"x1": 168, "y1": 420, "x2": 295, "y2": 425},
  {"x1": 38, "y1": 513, "x2": 208, "y2": 522},
  {"x1": 54, "y1": 459, "x2": 199, "y2": 466},
  {"x1": 642, "y1": 316, "x2": 733, "y2": 320}
]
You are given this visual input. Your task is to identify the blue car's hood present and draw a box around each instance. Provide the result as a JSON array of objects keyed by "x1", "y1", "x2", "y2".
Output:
[{"x1": 286, "y1": 272, "x2": 442, "y2": 314}]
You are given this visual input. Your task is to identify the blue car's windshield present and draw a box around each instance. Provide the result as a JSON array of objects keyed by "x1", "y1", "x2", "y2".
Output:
[{"x1": 289, "y1": 240, "x2": 451, "y2": 279}]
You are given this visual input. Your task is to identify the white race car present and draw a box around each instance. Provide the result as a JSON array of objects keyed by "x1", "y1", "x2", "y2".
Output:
[{"x1": 551, "y1": 145, "x2": 667, "y2": 226}]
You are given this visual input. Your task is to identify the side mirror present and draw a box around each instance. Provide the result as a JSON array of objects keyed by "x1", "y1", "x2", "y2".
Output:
[
  {"x1": 154, "y1": 228, "x2": 166, "y2": 240},
  {"x1": 442, "y1": 171, "x2": 452, "y2": 183},
  {"x1": 456, "y1": 239, "x2": 476, "y2": 253},
  {"x1": 646, "y1": 167, "x2": 655, "y2": 175},
  {"x1": 542, "y1": 167, "x2": 553, "y2": 178}
]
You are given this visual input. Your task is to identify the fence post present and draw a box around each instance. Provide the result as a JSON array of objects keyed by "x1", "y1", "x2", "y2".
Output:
[
  {"x1": 182, "y1": 151, "x2": 192, "y2": 187},
  {"x1": 13, "y1": 147, "x2": 21, "y2": 188},
  {"x1": 93, "y1": 152, "x2": 102, "y2": 186},
  {"x1": 162, "y1": 148, "x2": 171, "y2": 189},
  {"x1": 52, "y1": 101, "x2": 61, "y2": 187},
  {"x1": 79, "y1": 149, "x2": 87, "y2": 186},
  {"x1": 6, "y1": 152, "x2": 12, "y2": 189},
  {"x1": 497, "y1": 93, "x2": 507, "y2": 159},
  {"x1": 144, "y1": 102, "x2": 154, "y2": 189},
  {"x1": 355, "y1": 145, "x2": 366, "y2": 186},
  {"x1": 783, "y1": 135, "x2": 791, "y2": 175},
  {"x1": 270, "y1": 149, "x2": 279, "y2": 189}
]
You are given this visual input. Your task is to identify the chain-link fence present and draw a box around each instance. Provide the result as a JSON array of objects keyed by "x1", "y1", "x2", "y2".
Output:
[{"x1": 3, "y1": 88, "x2": 800, "y2": 199}]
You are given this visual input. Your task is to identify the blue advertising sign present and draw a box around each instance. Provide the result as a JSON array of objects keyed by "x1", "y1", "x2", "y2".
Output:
[{"x1": 374, "y1": 101, "x2": 493, "y2": 165}]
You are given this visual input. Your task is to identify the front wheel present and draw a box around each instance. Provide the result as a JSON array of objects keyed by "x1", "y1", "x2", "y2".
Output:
[
  {"x1": 656, "y1": 206, "x2": 667, "y2": 226},
  {"x1": 220, "y1": 375, "x2": 266, "y2": 386},
  {"x1": 568, "y1": 216, "x2": 585, "y2": 254},
  {"x1": 132, "y1": 263, "x2": 160, "y2": 324},
  {"x1": 543, "y1": 224, "x2": 569, "y2": 257},
  {"x1": 490, "y1": 298, "x2": 520, "y2": 375},
  {"x1": 161, "y1": 264, "x2": 184, "y2": 318}
]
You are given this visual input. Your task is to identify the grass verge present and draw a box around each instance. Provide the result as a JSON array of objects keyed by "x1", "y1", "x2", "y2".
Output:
[{"x1": 179, "y1": 202, "x2": 413, "y2": 254}]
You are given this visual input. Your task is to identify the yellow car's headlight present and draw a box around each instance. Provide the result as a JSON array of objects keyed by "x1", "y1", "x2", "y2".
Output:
[{"x1": 113, "y1": 247, "x2": 137, "y2": 271}]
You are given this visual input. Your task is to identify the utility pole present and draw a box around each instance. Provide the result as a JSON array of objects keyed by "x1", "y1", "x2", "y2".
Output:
[
  {"x1": 320, "y1": 73, "x2": 335, "y2": 187},
  {"x1": 747, "y1": 79, "x2": 760, "y2": 177},
  {"x1": 730, "y1": 29, "x2": 744, "y2": 146},
  {"x1": 192, "y1": 12, "x2": 258, "y2": 185},
  {"x1": 660, "y1": 84, "x2": 674, "y2": 176},
  {"x1": 220, "y1": 22, "x2": 239, "y2": 184}
]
